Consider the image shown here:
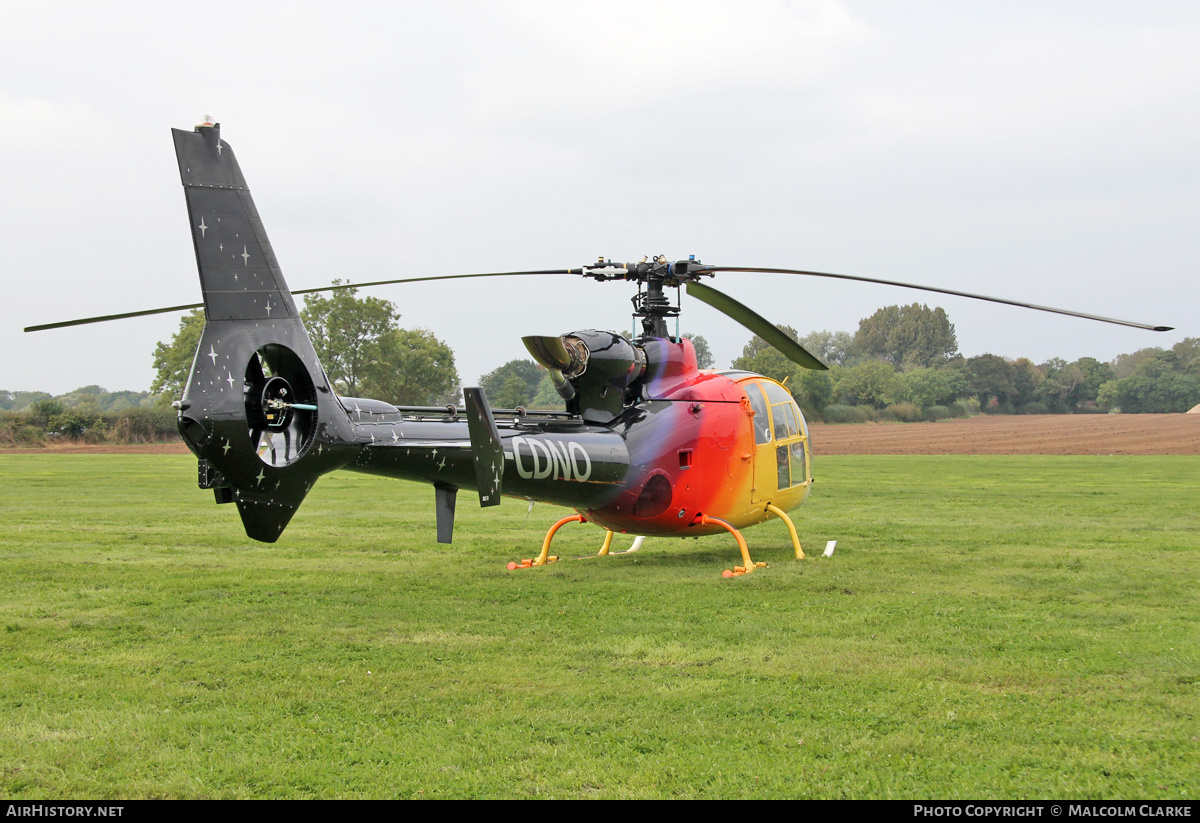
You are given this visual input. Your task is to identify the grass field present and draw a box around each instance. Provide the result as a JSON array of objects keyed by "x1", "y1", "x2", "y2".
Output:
[{"x1": 1, "y1": 454, "x2": 1196, "y2": 799}]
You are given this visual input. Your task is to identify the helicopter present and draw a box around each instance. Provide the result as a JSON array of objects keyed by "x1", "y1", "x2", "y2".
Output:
[{"x1": 26, "y1": 120, "x2": 1175, "y2": 577}]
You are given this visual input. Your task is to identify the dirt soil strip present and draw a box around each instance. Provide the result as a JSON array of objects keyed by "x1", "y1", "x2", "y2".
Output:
[
  {"x1": 809, "y1": 414, "x2": 1200, "y2": 456},
  {"x1": 0, "y1": 442, "x2": 192, "y2": 456},
  {"x1": 3, "y1": 414, "x2": 1199, "y2": 457}
]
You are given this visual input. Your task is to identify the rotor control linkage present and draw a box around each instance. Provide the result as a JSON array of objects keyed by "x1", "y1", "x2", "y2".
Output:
[
  {"x1": 580, "y1": 256, "x2": 714, "y2": 285},
  {"x1": 580, "y1": 256, "x2": 717, "y2": 337},
  {"x1": 264, "y1": 399, "x2": 318, "y2": 411}
]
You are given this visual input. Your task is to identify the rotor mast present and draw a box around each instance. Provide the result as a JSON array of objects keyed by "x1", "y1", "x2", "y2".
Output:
[{"x1": 582, "y1": 255, "x2": 712, "y2": 338}]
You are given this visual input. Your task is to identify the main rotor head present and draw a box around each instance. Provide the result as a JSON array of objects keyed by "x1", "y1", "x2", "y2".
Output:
[{"x1": 580, "y1": 255, "x2": 714, "y2": 338}]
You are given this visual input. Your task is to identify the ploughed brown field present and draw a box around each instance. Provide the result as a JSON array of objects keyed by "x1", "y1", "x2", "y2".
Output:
[
  {"x1": 810, "y1": 413, "x2": 1200, "y2": 455},
  {"x1": 5, "y1": 414, "x2": 1199, "y2": 456}
]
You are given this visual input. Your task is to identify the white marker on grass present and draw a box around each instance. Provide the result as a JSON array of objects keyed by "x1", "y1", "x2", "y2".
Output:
[{"x1": 823, "y1": 540, "x2": 836, "y2": 557}]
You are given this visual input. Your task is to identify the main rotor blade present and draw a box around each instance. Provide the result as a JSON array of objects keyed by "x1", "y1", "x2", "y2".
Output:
[
  {"x1": 24, "y1": 303, "x2": 205, "y2": 332},
  {"x1": 24, "y1": 269, "x2": 573, "y2": 332},
  {"x1": 701, "y1": 266, "x2": 1174, "y2": 332},
  {"x1": 685, "y1": 281, "x2": 828, "y2": 370}
]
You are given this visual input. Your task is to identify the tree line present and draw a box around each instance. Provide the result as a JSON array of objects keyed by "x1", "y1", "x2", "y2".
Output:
[
  {"x1": 1, "y1": 388, "x2": 175, "y2": 447},
  {"x1": 731, "y1": 305, "x2": 1199, "y2": 421},
  {"x1": 5, "y1": 295, "x2": 1195, "y2": 447}
]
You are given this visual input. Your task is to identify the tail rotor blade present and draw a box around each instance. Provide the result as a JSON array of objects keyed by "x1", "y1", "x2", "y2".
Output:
[{"x1": 685, "y1": 281, "x2": 827, "y2": 370}]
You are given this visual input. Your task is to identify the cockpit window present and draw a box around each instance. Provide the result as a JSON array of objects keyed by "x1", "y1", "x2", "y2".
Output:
[
  {"x1": 744, "y1": 383, "x2": 771, "y2": 444},
  {"x1": 789, "y1": 440, "x2": 807, "y2": 486},
  {"x1": 761, "y1": 382, "x2": 793, "y2": 407},
  {"x1": 772, "y1": 400, "x2": 798, "y2": 440}
]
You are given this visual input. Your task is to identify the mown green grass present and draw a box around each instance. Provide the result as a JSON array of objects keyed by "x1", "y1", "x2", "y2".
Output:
[{"x1": 0, "y1": 454, "x2": 1195, "y2": 798}]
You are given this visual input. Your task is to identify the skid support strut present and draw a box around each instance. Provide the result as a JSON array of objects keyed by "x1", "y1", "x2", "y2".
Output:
[
  {"x1": 574, "y1": 530, "x2": 645, "y2": 560},
  {"x1": 764, "y1": 503, "x2": 805, "y2": 560},
  {"x1": 700, "y1": 515, "x2": 766, "y2": 578},
  {"x1": 535, "y1": 514, "x2": 585, "y2": 565},
  {"x1": 506, "y1": 514, "x2": 586, "y2": 570}
]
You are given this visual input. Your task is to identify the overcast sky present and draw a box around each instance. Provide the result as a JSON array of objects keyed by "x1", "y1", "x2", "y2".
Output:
[{"x1": 4, "y1": 0, "x2": 1196, "y2": 396}]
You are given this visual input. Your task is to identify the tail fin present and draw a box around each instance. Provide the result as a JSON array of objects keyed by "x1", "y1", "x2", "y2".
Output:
[
  {"x1": 172, "y1": 122, "x2": 354, "y2": 541},
  {"x1": 172, "y1": 122, "x2": 299, "y2": 322}
]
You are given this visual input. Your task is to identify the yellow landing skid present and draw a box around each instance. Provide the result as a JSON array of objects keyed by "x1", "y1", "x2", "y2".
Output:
[{"x1": 507, "y1": 505, "x2": 808, "y2": 577}]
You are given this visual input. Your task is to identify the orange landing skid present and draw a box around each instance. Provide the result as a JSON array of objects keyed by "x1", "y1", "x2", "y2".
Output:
[
  {"x1": 509, "y1": 513, "x2": 585, "y2": 570},
  {"x1": 510, "y1": 522, "x2": 649, "y2": 570},
  {"x1": 699, "y1": 514, "x2": 766, "y2": 578},
  {"x1": 507, "y1": 556, "x2": 559, "y2": 570}
]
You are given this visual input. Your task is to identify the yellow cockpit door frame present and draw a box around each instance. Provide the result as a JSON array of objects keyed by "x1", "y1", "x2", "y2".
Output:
[{"x1": 743, "y1": 379, "x2": 811, "y2": 507}]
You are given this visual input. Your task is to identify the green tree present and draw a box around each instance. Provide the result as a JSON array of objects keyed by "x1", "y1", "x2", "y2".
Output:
[
  {"x1": 682, "y1": 333, "x2": 714, "y2": 369},
  {"x1": 151, "y1": 309, "x2": 206, "y2": 402},
  {"x1": 495, "y1": 375, "x2": 532, "y2": 408},
  {"x1": 6, "y1": 391, "x2": 53, "y2": 411},
  {"x1": 900, "y1": 366, "x2": 968, "y2": 408},
  {"x1": 832, "y1": 360, "x2": 904, "y2": 408},
  {"x1": 531, "y1": 373, "x2": 566, "y2": 410},
  {"x1": 1039, "y1": 356, "x2": 1113, "y2": 411},
  {"x1": 28, "y1": 398, "x2": 65, "y2": 429},
  {"x1": 1036, "y1": 358, "x2": 1076, "y2": 412},
  {"x1": 51, "y1": 404, "x2": 103, "y2": 438},
  {"x1": 792, "y1": 368, "x2": 834, "y2": 414},
  {"x1": 1111, "y1": 347, "x2": 1164, "y2": 380},
  {"x1": 98, "y1": 390, "x2": 154, "y2": 412},
  {"x1": 1172, "y1": 337, "x2": 1200, "y2": 371},
  {"x1": 1011, "y1": 358, "x2": 1046, "y2": 411},
  {"x1": 731, "y1": 325, "x2": 803, "y2": 383},
  {"x1": 1097, "y1": 344, "x2": 1200, "y2": 413},
  {"x1": 361, "y1": 328, "x2": 461, "y2": 406},
  {"x1": 49, "y1": 386, "x2": 154, "y2": 413},
  {"x1": 967, "y1": 354, "x2": 1017, "y2": 411},
  {"x1": 853, "y1": 304, "x2": 958, "y2": 369},
  {"x1": 1072, "y1": 357, "x2": 1115, "y2": 407},
  {"x1": 798, "y1": 330, "x2": 854, "y2": 367},
  {"x1": 480, "y1": 360, "x2": 543, "y2": 407},
  {"x1": 55, "y1": 385, "x2": 105, "y2": 409},
  {"x1": 302, "y1": 284, "x2": 398, "y2": 396}
]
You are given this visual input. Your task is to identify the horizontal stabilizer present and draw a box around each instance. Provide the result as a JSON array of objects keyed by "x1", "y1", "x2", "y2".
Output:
[{"x1": 464, "y1": 388, "x2": 504, "y2": 507}]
